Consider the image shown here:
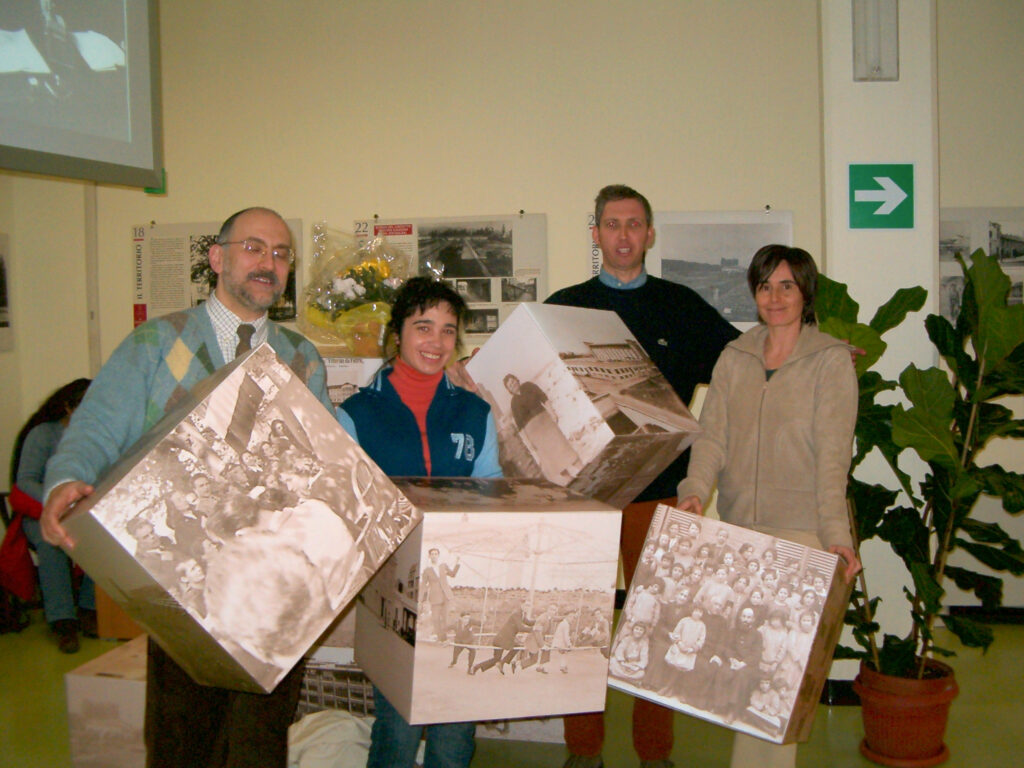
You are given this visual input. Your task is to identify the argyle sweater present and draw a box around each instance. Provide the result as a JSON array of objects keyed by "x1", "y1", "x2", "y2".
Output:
[{"x1": 45, "y1": 305, "x2": 331, "y2": 495}]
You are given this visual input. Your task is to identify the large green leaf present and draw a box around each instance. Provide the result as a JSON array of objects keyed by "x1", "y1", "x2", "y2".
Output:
[
  {"x1": 968, "y1": 402, "x2": 1024, "y2": 449},
  {"x1": 816, "y1": 275, "x2": 860, "y2": 325},
  {"x1": 833, "y1": 644, "x2": 866, "y2": 660},
  {"x1": 854, "y1": 401, "x2": 894, "y2": 447},
  {"x1": 944, "y1": 565, "x2": 1003, "y2": 609},
  {"x1": 901, "y1": 364, "x2": 956, "y2": 415},
  {"x1": 926, "y1": 312, "x2": 979, "y2": 400},
  {"x1": 969, "y1": 250, "x2": 1024, "y2": 368},
  {"x1": 870, "y1": 286, "x2": 927, "y2": 335},
  {"x1": 878, "y1": 506, "x2": 931, "y2": 567},
  {"x1": 877, "y1": 634, "x2": 918, "y2": 677},
  {"x1": 940, "y1": 613, "x2": 995, "y2": 650},
  {"x1": 848, "y1": 479, "x2": 899, "y2": 542},
  {"x1": 955, "y1": 253, "x2": 980, "y2": 338},
  {"x1": 960, "y1": 517, "x2": 1021, "y2": 545},
  {"x1": 954, "y1": 538, "x2": 1024, "y2": 576},
  {"x1": 858, "y1": 370, "x2": 899, "y2": 398},
  {"x1": 855, "y1": 419, "x2": 916, "y2": 500},
  {"x1": 892, "y1": 366, "x2": 959, "y2": 468},
  {"x1": 977, "y1": 304, "x2": 1024, "y2": 371},
  {"x1": 820, "y1": 318, "x2": 885, "y2": 376},
  {"x1": 948, "y1": 469, "x2": 982, "y2": 505},
  {"x1": 926, "y1": 312, "x2": 959, "y2": 360},
  {"x1": 973, "y1": 466, "x2": 1024, "y2": 513},
  {"x1": 892, "y1": 405, "x2": 959, "y2": 470},
  {"x1": 910, "y1": 561, "x2": 944, "y2": 614},
  {"x1": 981, "y1": 341, "x2": 1024, "y2": 400}
]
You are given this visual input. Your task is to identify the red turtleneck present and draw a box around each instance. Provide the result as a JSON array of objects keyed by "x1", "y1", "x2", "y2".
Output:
[{"x1": 388, "y1": 357, "x2": 443, "y2": 475}]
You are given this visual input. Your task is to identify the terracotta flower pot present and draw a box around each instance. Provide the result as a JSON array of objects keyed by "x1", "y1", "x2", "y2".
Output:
[{"x1": 853, "y1": 659, "x2": 959, "y2": 767}]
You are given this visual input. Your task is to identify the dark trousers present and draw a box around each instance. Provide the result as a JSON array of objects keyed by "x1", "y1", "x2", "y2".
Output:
[
  {"x1": 451, "y1": 644, "x2": 477, "y2": 668},
  {"x1": 145, "y1": 639, "x2": 303, "y2": 768}
]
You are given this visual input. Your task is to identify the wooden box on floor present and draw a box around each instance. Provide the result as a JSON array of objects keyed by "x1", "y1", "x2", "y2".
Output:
[
  {"x1": 61, "y1": 343, "x2": 420, "y2": 694},
  {"x1": 465, "y1": 303, "x2": 700, "y2": 509},
  {"x1": 606, "y1": 504, "x2": 852, "y2": 744},
  {"x1": 354, "y1": 477, "x2": 621, "y2": 725},
  {"x1": 66, "y1": 635, "x2": 148, "y2": 768},
  {"x1": 95, "y1": 586, "x2": 143, "y2": 640}
]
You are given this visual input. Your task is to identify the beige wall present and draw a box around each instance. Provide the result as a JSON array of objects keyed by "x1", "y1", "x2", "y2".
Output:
[
  {"x1": 1, "y1": 1, "x2": 1022, "y2": 502},
  {"x1": 938, "y1": 0, "x2": 1024, "y2": 206},
  {"x1": 1, "y1": 0, "x2": 826, "y2": 479}
]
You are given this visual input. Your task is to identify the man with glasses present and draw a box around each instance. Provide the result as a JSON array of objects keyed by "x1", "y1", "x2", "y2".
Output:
[{"x1": 41, "y1": 207, "x2": 331, "y2": 768}]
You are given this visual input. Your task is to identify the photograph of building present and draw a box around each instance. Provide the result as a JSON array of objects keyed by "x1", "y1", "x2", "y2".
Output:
[{"x1": 467, "y1": 304, "x2": 700, "y2": 508}]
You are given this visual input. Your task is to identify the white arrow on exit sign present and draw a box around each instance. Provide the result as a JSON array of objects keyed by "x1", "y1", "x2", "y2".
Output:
[{"x1": 853, "y1": 176, "x2": 908, "y2": 216}]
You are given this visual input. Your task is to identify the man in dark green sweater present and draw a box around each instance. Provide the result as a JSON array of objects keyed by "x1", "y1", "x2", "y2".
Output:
[{"x1": 547, "y1": 185, "x2": 738, "y2": 768}]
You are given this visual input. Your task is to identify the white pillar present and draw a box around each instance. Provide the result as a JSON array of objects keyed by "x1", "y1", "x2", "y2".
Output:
[{"x1": 820, "y1": 0, "x2": 939, "y2": 676}]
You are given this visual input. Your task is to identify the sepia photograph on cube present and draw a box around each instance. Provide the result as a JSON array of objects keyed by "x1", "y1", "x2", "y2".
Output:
[
  {"x1": 418, "y1": 220, "x2": 513, "y2": 280},
  {"x1": 607, "y1": 504, "x2": 843, "y2": 744},
  {"x1": 356, "y1": 478, "x2": 621, "y2": 724},
  {"x1": 466, "y1": 304, "x2": 699, "y2": 508},
  {"x1": 69, "y1": 344, "x2": 418, "y2": 691}
]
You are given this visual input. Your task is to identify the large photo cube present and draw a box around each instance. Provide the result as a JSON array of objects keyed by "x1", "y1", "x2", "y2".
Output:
[
  {"x1": 465, "y1": 304, "x2": 700, "y2": 509},
  {"x1": 63, "y1": 344, "x2": 419, "y2": 693},
  {"x1": 607, "y1": 504, "x2": 852, "y2": 745},
  {"x1": 355, "y1": 478, "x2": 621, "y2": 725}
]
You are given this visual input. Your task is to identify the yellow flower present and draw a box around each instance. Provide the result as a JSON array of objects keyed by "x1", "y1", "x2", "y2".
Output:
[{"x1": 356, "y1": 258, "x2": 390, "y2": 279}]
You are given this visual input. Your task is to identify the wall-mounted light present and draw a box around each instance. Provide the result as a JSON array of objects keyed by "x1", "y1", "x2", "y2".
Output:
[{"x1": 852, "y1": 0, "x2": 899, "y2": 82}]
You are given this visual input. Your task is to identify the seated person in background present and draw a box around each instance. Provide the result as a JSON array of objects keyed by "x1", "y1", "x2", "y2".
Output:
[{"x1": 8, "y1": 378, "x2": 93, "y2": 653}]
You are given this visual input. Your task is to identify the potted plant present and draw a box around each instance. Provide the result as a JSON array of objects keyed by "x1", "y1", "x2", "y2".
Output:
[{"x1": 815, "y1": 249, "x2": 1024, "y2": 767}]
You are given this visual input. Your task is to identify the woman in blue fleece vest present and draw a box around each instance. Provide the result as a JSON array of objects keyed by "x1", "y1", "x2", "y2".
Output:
[{"x1": 337, "y1": 276, "x2": 501, "y2": 768}]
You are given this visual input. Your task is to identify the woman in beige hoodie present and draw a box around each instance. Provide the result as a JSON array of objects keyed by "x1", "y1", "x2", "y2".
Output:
[{"x1": 677, "y1": 244, "x2": 861, "y2": 768}]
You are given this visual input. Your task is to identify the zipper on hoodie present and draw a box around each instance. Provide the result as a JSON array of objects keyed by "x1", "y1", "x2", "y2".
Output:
[{"x1": 753, "y1": 374, "x2": 769, "y2": 525}]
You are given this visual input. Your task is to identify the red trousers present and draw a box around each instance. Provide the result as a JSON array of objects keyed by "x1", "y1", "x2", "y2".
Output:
[{"x1": 564, "y1": 497, "x2": 676, "y2": 761}]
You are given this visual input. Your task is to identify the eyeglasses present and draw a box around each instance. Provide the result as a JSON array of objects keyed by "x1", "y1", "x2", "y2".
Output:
[{"x1": 219, "y1": 238, "x2": 295, "y2": 265}]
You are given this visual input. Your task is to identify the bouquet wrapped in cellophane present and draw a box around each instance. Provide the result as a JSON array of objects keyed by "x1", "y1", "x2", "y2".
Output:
[{"x1": 299, "y1": 223, "x2": 412, "y2": 356}]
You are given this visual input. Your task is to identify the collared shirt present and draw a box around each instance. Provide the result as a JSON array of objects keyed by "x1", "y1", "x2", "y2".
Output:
[
  {"x1": 598, "y1": 266, "x2": 648, "y2": 290},
  {"x1": 204, "y1": 291, "x2": 269, "y2": 362}
]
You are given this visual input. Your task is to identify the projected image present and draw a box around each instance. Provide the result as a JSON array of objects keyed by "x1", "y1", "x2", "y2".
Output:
[{"x1": 0, "y1": 1, "x2": 130, "y2": 141}]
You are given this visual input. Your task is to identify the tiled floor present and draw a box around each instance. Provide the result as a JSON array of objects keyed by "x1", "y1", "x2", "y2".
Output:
[
  {"x1": 2, "y1": 612, "x2": 1021, "y2": 767},
  {"x1": 473, "y1": 622, "x2": 1024, "y2": 767}
]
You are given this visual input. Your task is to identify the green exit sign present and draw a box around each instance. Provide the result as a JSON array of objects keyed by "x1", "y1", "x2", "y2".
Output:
[{"x1": 849, "y1": 164, "x2": 913, "y2": 229}]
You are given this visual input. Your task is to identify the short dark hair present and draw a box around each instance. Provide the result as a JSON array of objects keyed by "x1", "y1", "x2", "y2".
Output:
[
  {"x1": 216, "y1": 207, "x2": 288, "y2": 244},
  {"x1": 386, "y1": 276, "x2": 469, "y2": 351},
  {"x1": 747, "y1": 244, "x2": 818, "y2": 325},
  {"x1": 594, "y1": 184, "x2": 653, "y2": 227}
]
